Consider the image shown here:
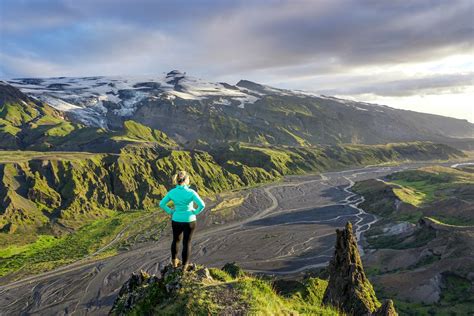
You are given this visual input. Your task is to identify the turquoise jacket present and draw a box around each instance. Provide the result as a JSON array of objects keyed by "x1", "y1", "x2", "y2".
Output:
[{"x1": 159, "y1": 184, "x2": 205, "y2": 222}]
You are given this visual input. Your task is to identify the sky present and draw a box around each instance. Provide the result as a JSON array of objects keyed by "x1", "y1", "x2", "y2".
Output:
[{"x1": 1, "y1": 0, "x2": 473, "y2": 122}]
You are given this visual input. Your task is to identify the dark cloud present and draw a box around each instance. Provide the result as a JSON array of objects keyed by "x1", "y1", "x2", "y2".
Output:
[
  {"x1": 195, "y1": 0, "x2": 473, "y2": 73},
  {"x1": 0, "y1": 0, "x2": 472, "y2": 96}
]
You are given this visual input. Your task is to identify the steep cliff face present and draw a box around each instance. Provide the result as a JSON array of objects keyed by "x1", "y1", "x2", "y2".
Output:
[
  {"x1": 0, "y1": 143, "x2": 465, "y2": 236},
  {"x1": 323, "y1": 222, "x2": 397, "y2": 316},
  {"x1": 0, "y1": 146, "x2": 254, "y2": 233}
]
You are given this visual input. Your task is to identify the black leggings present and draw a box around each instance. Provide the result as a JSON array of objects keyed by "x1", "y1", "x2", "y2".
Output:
[{"x1": 171, "y1": 220, "x2": 196, "y2": 265}]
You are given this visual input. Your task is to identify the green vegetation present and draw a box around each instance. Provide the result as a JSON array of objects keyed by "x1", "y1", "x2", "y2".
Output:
[
  {"x1": 0, "y1": 141, "x2": 466, "y2": 280},
  {"x1": 425, "y1": 215, "x2": 474, "y2": 227},
  {"x1": 392, "y1": 185, "x2": 426, "y2": 207},
  {"x1": 1, "y1": 141, "x2": 461, "y2": 238},
  {"x1": 387, "y1": 165, "x2": 474, "y2": 207},
  {"x1": 111, "y1": 120, "x2": 177, "y2": 147},
  {"x1": 354, "y1": 165, "x2": 474, "y2": 225},
  {"x1": 0, "y1": 83, "x2": 469, "y2": 286},
  {"x1": 0, "y1": 87, "x2": 104, "y2": 151},
  {"x1": 354, "y1": 165, "x2": 474, "y2": 316},
  {"x1": 0, "y1": 150, "x2": 101, "y2": 163},
  {"x1": 237, "y1": 277, "x2": 338, "y2": 315},
  {"x1": 112, "y1": 265, "x2": 339, "y2": 316},
  {"x1": 0, "y1": 86, "x2": 176, "y2": 152},
  {"x1": 0, "y1": 210, "x2": 167, "y2": 281}
]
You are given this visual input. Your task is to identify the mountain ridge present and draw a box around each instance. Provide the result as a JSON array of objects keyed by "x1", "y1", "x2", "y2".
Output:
[{"x1": 4, "y1": 72, "x2": 473, "y2": 149}]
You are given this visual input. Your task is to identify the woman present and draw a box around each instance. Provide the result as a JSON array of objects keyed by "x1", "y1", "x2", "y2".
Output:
[{"x1": 159, "y1": 170, "x2": 205, "y2": 272}]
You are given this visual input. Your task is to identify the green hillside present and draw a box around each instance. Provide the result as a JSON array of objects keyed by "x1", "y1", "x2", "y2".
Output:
[
  {"x1": 354, "y1": 165, "x2": 474, "y2": 225},
  {"x1": 352, "y1": 166, "x2": 474, "y2": 315}
]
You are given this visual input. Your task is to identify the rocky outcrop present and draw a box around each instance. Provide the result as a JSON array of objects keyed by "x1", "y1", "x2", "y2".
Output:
[
  {"x1": 375, "y1": 299, "x2": 398, "y2": 316},
  {"x1": 111, "y1": 222, "x2": 398, "y2": 315},
  {"x1": 323, "y1": 222, "x2": 398, "y2": 315},
  {"x1": 110, "y1": 270, "x2": 159, "y2": 313},
  {"x1": 110, "y1": 263, "x2": 215, "y2": 316}
]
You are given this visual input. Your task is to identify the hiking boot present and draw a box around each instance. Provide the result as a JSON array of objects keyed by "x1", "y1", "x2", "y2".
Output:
[
  {"x1": 171, "y1": 258, "x2": 180, "y2": 268},
  {"x1": 182, "y1": 263, "x2": 189, "y2": 272}
]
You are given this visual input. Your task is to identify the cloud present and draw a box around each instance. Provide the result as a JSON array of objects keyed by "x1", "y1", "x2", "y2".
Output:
[
  {"x1": 194, "y1": 0, "x2": 473, "y2": 74},
  {"x1": 0, "y1": 0, "x2": 472, "y2": 120},
  {"x1": 1, "y1": 0, "x2": 472, "y2": 76},
  {"x1": 315, "y1": 73, "x2": 474, "y2": 97}
]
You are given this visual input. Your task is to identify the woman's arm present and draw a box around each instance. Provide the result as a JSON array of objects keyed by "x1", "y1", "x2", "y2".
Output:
[
  {"x1": 159, "y1": 193, "x2": 174, "y2": 215},
  {"x1": 191, "y1": 191, "x2": 205, "y2": 215}
]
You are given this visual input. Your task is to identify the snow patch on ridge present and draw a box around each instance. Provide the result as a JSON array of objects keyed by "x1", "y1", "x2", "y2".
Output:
[
  {"x1": 7, "y1": 72, "x2": 263, "y2": 127},
  {"x1": 6, "y1": 71, "x2": 389, "y2": 128}
]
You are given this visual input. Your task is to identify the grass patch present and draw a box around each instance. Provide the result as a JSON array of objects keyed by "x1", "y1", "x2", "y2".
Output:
[
  {"x1": 0, "y1": 235, "x2": 58, "y2": 259},
  {"x1": 237, "y1": 276, "x2": 339, "y2": 315},
  {"x1": 0, "y1": 150, "x2": 102, "y2": 163},
  {"x1": 0, "y1": 210, "x2": 165, "y2": 281},
  {"x1": 427, "y1": 215, "x2": 474, "y2": 227},
  {"x1": 392, "y1": 186, "x2": 426, "y2": 207},
  {"x1": 115, "y1": 264, "x2": 341, "y2": 316},
  {"x1": 388, "y1": 166, "x2": 474, "y2": 206}
]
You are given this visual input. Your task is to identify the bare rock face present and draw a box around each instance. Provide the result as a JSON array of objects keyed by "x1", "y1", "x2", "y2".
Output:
[{"x1": 323, "y1": 222, "x2": 398, "y2": 315}]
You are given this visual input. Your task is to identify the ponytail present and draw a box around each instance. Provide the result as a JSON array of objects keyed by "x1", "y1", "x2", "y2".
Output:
[{"x1": 172, "y1": 170, "x2": 189, "y2": 185}]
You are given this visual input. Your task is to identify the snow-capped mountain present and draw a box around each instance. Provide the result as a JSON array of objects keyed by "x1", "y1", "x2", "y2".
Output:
[
  {"x1": 7, "y1": 70, "x2": 388, "y2": 129},
  {"x1": 5, "y1": 70, "x2": 473, "y2": 147},
  {"x1": 7, "y1": 71, "x2": 266, "y2": 127}
]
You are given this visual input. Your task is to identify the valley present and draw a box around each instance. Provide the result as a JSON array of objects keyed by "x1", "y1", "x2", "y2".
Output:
[
  {"x1": 0, "y1": 160, "x2": 471, "y2": 315},
  {"x1": 2, "y1": 1, "x2": 473, "y2": 314},
  {"x1": 0, "y1": 74, "x2": 473, "y2": 315}
]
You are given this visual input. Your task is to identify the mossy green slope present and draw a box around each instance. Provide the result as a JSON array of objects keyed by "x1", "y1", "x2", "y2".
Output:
[
  {"x1": 0, "y1": 209, "x2": 167, "y2": 281},
  {"x1": 132, "y1": 89, "x2": 474, "y2": 148},
  {"x1": 110, "y1": 264, "x2": 339, "y2": 316},
  {"x1": 0, "y1": 142, "x2": 464, "y2": 237},
  {"x1": 0, "y1": 84, "x2": 179, "y2": 152},
  {"x1": 353, "y1": 165, "x2": 474, "y2": 225}
]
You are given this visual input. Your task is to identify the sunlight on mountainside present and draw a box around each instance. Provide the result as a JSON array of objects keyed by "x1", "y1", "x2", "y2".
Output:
[{"x1": 1, "y1": 1, "x2": 473, "y2": 315}]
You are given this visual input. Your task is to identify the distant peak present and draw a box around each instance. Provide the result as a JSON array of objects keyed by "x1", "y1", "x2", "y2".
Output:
[
  {"x1": 236, "y1": 79, "x2": 264, "y2": 90},
  {"x1": 165, "y1": 70, "x2": 187, "y2": 86},
  {"x1": 166, "y1": 70, "x2": 186, "y2": 77}
]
